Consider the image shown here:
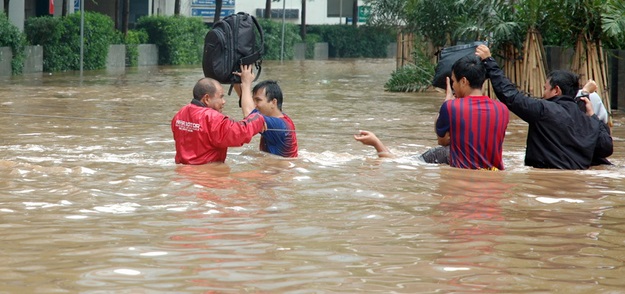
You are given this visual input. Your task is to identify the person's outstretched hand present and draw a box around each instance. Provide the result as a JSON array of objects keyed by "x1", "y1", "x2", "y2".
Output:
[
  {"x1": 354, "y1": 130, "x2": 393, "y2": 158},
  {"x1": 235, "y1": 64, "x2": 255, "y2": 86},
  {"x1": 475, "y1": 44, "x2": 491, "y2": 60},
  {"x1": 582, "y1": 79, "x2": 597, "y2": 93},
  {"x1": 354, "y1": 130, "x2": 381, "y2": 147}
]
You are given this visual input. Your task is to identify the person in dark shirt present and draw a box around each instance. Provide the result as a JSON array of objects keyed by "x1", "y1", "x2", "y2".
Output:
[{"x1": 476, "y1": 44, "x2": 613, "y2": 169}]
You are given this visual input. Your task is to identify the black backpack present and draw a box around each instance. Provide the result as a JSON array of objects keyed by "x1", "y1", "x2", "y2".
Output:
[
  {"x1": 431, "y1": 41, "x2": 486, "y2": 89},
  {"x1": 202, "y1": 12, "x2": 265, "y2": 90}
]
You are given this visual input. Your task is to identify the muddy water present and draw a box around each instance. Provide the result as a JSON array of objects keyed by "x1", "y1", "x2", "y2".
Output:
[{"x1": 0, "y1": 59, "x2": 624, "y2": 293}]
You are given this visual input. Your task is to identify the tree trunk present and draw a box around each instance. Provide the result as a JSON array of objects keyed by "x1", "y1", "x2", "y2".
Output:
[
  {"x1": 62, "y1": 0, "x2": 67, "y2": 16},
  {"x1": 114, "y1": 0, "x2": 120, "y2": 30},
  {"x1": 352, "y1": 0, "x2": 358, "y2": 26},
  {"x1": 213, "y1": 0, "x2": 222, "y2": 23},
  {"x1": 300, "y1": 0, "x2": 306, "y2": 40},
  {"x1": 174, "y1": 0, "x2": 180, "y2": 15},
  {"x1": 521, "y1": 28, "x2": 547, "y2": 98},
  {"x1": 4, "y1": 0, "x2": 9, "y2": 16},
  {"x1": 264, "y1": 0, "x2": 271, "y2": 19},
  {"x1": 122, "y1": 0, "x2": 129, "y2": 36}
]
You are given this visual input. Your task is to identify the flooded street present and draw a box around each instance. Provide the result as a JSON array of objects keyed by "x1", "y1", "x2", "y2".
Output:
[{"x1": 1, "y1": 59, "x2": 625, "y2": 293}]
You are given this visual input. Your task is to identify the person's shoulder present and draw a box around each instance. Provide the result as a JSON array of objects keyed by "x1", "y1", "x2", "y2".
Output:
[
  {"x1": 281, "y1": 112, "x2": 293, "y2": 120},
  {"x1": 263, "y1": 114, "x2": 286, "y2": 124}
]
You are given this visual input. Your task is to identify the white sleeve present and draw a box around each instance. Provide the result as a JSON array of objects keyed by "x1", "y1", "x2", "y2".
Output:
[{"x1": 589, "y1": 92, "x2": 608, "y2": 124}]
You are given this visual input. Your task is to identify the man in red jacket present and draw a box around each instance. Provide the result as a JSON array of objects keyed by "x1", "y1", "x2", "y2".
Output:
[{"x1": 171, "y1": 77, "x2": 266, "y2": 164}]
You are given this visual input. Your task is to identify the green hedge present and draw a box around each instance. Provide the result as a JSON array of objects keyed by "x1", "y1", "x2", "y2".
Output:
[
  {"x1": 305, "y1": 33, "x2": 322, "y2": 59},
  {"x1": 24, "y1": 12, "x2": 119, "y2": 72},
  {"x1": 258, "y1": 19, "x2": 302, "y2": 60},
  {"x1": 124, "y1": 30, "x2": 149, "y2": 67},
  {"x1": 307, "y1": 25, "x2": 396, "y2": 58},
  {"x1": 0, "y1": 14, "x2": 26, "y2": 74},
  {"x1": 136, "y1": 15, "x2": 207, "y2": 65},
  {"x1": 16, "y1": 13, "x2": 397, "y2": 74}
]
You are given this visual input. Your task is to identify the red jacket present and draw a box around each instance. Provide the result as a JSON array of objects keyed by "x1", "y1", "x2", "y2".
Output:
[{"x1": 171, "y1": 100, "x2": 265, "y2": 164}]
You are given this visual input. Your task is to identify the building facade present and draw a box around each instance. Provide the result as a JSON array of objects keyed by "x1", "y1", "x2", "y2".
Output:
[{"x1": 2, "y1": 0, "x2": 365, "y2": 31}]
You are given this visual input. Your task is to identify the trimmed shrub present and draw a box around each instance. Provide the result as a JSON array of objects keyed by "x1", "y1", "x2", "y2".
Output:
[
  {"x1": 136, "y1": 15, "x2": 207, "y2": 65},
  {"x1": 0, "y1": 13, "x2": 27, "y2": 74},
  {"x1": 124, "y1": 29, "x2": 149, "y2": 67},
  {"x1": 307, "y1": 25, "x2": 396, "y2": 58},
  {"x1": 258, "y1": 19, "x2": 302, "y2": 60},
  {"x1": 305, "y1": 33, "x2": 322, "y2": 59},
  {"x1": 25, "y1": 12, "x2": 118, "y2": 72}
]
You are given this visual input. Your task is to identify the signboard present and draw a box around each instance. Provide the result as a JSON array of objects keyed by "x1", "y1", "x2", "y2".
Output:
[
  {"x1": 346, "y1": 6, "x2": 371, "y2": 24},
  {"x1": 192, "y1": 8, "x2": 235, "y2": 18},
  {"x1": 358, "y1": 5, "x2": 371, "y2": 22},
  {"x1": 192, "y1": 0, "x2": 235, "y2": 20},
  {"x1": 192, "y1": 0, "x2": 235, "y2": 5},
  {"x1": 74, "y1": 0, "x2": 80, "y2": 12}
]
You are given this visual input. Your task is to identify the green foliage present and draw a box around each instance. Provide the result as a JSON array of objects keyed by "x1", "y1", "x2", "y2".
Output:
[
  {"x1": 258, "y1": 19, "x2": 301, "y2": 60},
  {"x1": 307, "y1": 25, "x2": 395, "y2": 58},
  {"x1": 404, "y1": 0, "x2": 458, "y2": 48},
  {"x1": 385, "y1": 41, "x2": 434, "y2": 92},
  {"x1": 305, "y1": 33, "x2": 321, "y2": 59},
  {"x1": 136, "y1": 15, "x2": 207, "y2": 65},
  {"x1": 362, "y1": 0, "x2": 407, "y2": 28},
  {"x1": 0, "y1": 13, "x2": 26, "y2": 74},
  {"x1": 602, "y1": 0, "x2": 625, "y2": 43},
  {"x1": 24, "y1": 16, "x2": 68, "y2": 72},
  {"x1": 25, "y1": 12, "x2": 117, "y2": 72},
  {"x1": 602, "y1": 0, "x2": 625, "y2": 48},
  {"x1": 124, "y1": 30, "x2": 149, "y2": 67}
]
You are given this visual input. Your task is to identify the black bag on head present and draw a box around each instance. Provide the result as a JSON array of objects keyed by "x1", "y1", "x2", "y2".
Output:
[
  {"x1": 431, "y1": 41, "x2": 486, "y2": 89},
  {"x1": 202, "y1": 12, "x2": 264, "y2": 87}
]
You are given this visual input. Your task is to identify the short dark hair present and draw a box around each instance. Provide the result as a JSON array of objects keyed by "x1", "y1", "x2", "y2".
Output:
[
  {"x1": 547, "y1": 70, "x2": 579, "y2": 98},
  {"x1": 253, "y1": 80, "x2": 283, "y2": 111},
  {"x1": 451, "y1": 54, "x2": 486, "y2": 89},
  {"x1": 193, "y1": 78, "x2": 218, "y2": 100}
]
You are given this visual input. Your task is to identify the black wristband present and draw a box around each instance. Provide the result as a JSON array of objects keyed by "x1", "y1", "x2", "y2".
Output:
[{"x1": 483, "y1": 56, "x2": 495, "y2": 62}]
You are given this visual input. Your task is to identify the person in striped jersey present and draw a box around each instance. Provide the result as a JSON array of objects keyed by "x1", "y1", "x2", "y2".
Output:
[{"x1": 355, "y1": 54, "x2": 509, "y2": 170}]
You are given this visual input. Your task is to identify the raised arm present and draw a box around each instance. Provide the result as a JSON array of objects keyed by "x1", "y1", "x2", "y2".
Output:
[
  {"x1": 476, "y1": 44, "x2": 545, "y2": 123},
  {"x1": 354, "y1": 130, "x2": 394, "y2": 158},
  {"x1": 233, "y1": 64, "x2": 256, "y2": 118}
]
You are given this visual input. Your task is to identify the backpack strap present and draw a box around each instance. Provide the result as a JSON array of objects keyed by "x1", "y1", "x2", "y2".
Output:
[{"x1": 226, "y1": 83, "x2": 243, "y2": 108}]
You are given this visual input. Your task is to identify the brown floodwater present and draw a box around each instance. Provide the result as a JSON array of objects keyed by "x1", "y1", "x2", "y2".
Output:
[{"x1": 1, "y1": 59, "x2": 624, "y2": 293}]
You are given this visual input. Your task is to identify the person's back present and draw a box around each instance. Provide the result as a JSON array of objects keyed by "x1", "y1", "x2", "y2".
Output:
[
  {"x1": 477, "y1": 45, "x2": 613, "y2": 169},
  {"x1": 435, "y1": 54, "x2": 509, "y2": 170},
  {"x1": 521, "y1": 93, "x2": 603, "y2": 168},
  {"x1": 171, "y1": 77, "x2": 266, "y2": 165}
]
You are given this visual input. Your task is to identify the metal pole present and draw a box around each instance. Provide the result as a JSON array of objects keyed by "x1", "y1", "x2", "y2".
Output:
[
  {"x1": 280, "y1": 0, "x2": 286, "y2": 62},
  {"x1": 80, "y1": 0, "x2": 84, "y2": 76},
  {"x1": 339, "y1": 0, "x2": 342, "y2": 25}
]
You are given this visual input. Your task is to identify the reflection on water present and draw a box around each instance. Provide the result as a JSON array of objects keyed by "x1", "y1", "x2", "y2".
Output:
[{"x1": 1, "y1": 60, "x2": 624, "y2": 292}]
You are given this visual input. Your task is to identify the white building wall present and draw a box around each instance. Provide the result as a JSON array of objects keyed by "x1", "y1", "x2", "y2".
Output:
[
  {"x1": 8, "y1": 0, "x2": 26, "y2": 31},
  {"x1": 235, "y1": 0, "x2": 349, "y2": 25}
]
